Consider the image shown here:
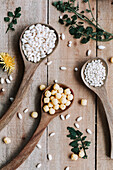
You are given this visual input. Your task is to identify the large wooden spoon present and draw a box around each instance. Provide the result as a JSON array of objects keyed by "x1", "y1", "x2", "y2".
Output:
[
  {"x1": 81, "y1": 57, "x2": 113, "y2": 159},
  {"x1": 1, "y1": 83, "x2": 74, "y2": 169},
  {"x1": 0, "y1": 23, "x2": 59, "y2": 132}
]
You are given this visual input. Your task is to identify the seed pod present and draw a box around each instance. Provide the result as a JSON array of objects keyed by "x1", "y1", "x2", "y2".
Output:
[
  {"x1": 36, "y1": 163, "x2": 42, "y2": 168},
  {"x1": 49, "y1": 132, "x2": 55, "y2": 137},
  {"x1": 46, "y1": 61, "x2": 52, "y2": 66},
  {"x1": 86, "y1": 128, "x2": 92, "y2": 134},
  {"x1": 36, "y1": 144, "x2": 42, "y2": 149},
  {"x1": 60, "y1": 115, "x2": 65, "y2": 120},
  {"x1": 60, "y1": 33, "x2": 65, "y2": 40},
  {"x1": 8, "y1": 75, "x2": 13, "y2": 81},
  {"x1": 74, "y1": 123, "x2": 79, "y2": 129},
  {"x1": 0, "y1": 77, "x2": 4, "y2": 84},
  {"x1": 76, "y1": 116, "x2": 82, "y2": 122},
  {"x1": 98, "y1": 45, "x2": 105, "y2": 50},
  {"x1": 86, "y1": 49, "x2": 91, "y2": 56},
  {"x1": 65, "y1": 114, "x2": 70, "y2": 120},
  {"x1": 65, "y1": 167, "x2": 69, "y2": 170},
  {"x1": 47, "y1": 154, "x2": 52, "y2": 161},
  {"x1": 60, "y1": 66, "x2": 67, "y2": 70},
  {"x1": 23, "y1": 108, "x2": 28, "y2": 113},
  {"x1": 17, "y1": 113, "x2": 22, "y2": 120},
  {"x1": 6, "y1": 78, "x2": 11, "y2": 84}
]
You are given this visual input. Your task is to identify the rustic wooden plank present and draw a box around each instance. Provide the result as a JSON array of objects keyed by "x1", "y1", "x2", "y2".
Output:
[
  {"x1": 0, "y1": 0, "x2": 48, "y2": 170},
  {"x1": 48, "y1": 0, "x2": 96, "y2": 170},
  {"x1": 97, "y1": 0, "x2": 113, "y2": 169}
]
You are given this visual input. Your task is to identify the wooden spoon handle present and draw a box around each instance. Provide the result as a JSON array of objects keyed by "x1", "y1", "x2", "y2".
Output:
[
  {"x1": 97, "y1": 86, "x2": 113, "y2": 159},
  {"x1": 1, "y1": 113, "x2": 51, "y2": 170},
  {"x1": 0, "y1": 64, "x2": 38, "y2": 131}
]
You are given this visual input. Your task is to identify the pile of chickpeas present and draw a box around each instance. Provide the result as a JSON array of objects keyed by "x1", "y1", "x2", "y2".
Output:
[{"x1": 43, "y1": 84, "x2": 74, "y2": 114}]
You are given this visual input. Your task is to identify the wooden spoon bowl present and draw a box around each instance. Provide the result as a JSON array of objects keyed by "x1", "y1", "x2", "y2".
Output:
[
  {"x1": 0, "y1": 23, "x2": 59, "y2": 132},
  {"x1": 1, "y1": 84, "x2": 74, "y2": 169},
  {"x1": 81, "y1": 57, "x2": 113, "y2": 159},
  {"x1": 41, "y1": 83, "x2": 74, "y2": 116}
]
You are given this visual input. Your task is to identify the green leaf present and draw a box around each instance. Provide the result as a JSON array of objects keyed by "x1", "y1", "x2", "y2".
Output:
[
  {"x1": 84, "y1": 141, "x2": 91, "y2": 146},
  {"x1": 71, "y1": 15, "x2": 77, "y2": 20},
  {"x1": 74, "y1": 33, "x2": 82, "y2": 39},
  {"x1": 78, "y1": 22, "x2": 84, "y2": 24},
  {"x1": 10, "y1": 27, "x2": 15, "y2": 31},
  {"x1": 76, "y1": 130, "x2": 83, "y2": 136},
  {"x1": 13, "y1": 19, "x2": 17, "y2": 24},
  {"x1": 8, "y1": 12, "x2": 13, "y2": 17},
  {"x1": 4, "y1": 17, "x2": 10, "y2": 22},
  {"x1": 14, "y1": 7, "x2": 21, "y2": 15},
  {"x1": 69, "y1": 140, "x2": 78, "y2": 147},
  {"x1": 15, "y1": 13, "x2": 21, "y2": 18},
  {"x1": 76, "y1": 26, "x2": 84, "y2": 32},
  {"x1": 66, "y1": 18, "x2": 71, "y2": 24},
  {"x1": 71, "y1": 147, "x2": 79, "y2": 154},
  {"x1": 83, "y1": 0, "x2": 88, "y2": 3},
  {"x1": 80, "y1": 11, "x2": 84, "y2": 13},
  {"x1": 63, "y1": 14, "x2": 68, "y2": 19},
  {"x1": 82, "y1": 136, "x2": 87, "y2": 141},
  {"x1": 8, "y1": 22, "x2": 13, "y2": 28},
  {"x1": 104, "y1": 33, "x2": 111, "y2": 39},
  {"x1": 81, "y1": 36, "x2": 90, "y2": 44},
  {"x1": 86, "y1": 9, "x2": 91, "y2": 13},
  {"x1": 69, "y1": 26, "x2": 76, "y2": 35},
  {"x1": 59, "y1": 19, "x2": 64, "y2": 24},
  {"x1": 67, "y1": 134, "x2": 76, "y2": 139},
  {"x1": 67, "y1": 127, "x2": 77, "y2": 134}
]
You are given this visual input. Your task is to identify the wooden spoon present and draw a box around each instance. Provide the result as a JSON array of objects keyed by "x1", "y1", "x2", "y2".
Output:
[
  {"x1": 81, "y1": 57, "x2": 113, "y2": 159},
  {"x1": 0, "y1": 23, "x2": 59, "y2": 132},
  {"x1": 1, "y1": 83, "x2": 74, "y2": 170}
]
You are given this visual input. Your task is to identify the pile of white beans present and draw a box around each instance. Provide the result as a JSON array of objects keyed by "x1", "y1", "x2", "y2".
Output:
[
  {"x1": 84, "y1": 59, "x2": 106, "y2": 87},
  {"x1": 21, "y1": 24, "x2": 57, "y2": 63}
]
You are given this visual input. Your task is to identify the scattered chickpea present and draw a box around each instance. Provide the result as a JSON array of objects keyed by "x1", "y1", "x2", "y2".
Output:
[
  {"x1": 39, "y1": 85, "x2": 46, "y2": 91},
  {"x1": 71, "y1": 153, "x2": 78, "y2": 161},
  {"x1": 31, "y1": 112, "x2": 38, "y2": 118},
  {"x1": 81, "y1": 99, "x2": 87, "y2": 106},
  {"x1": 110, "y1": 57, "x2": 113, "y2": 63},
  {"x1": 79, "y1": 150, "x2": 85, "y2": 158},
  {"x1": 3, "y1": 137, "x2": 11, "y2": 144}
]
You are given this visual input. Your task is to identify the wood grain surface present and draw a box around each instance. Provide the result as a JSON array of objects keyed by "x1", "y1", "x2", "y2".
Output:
[{"x1": 0, "y1": 0, "x2": 113, "y2": 170}]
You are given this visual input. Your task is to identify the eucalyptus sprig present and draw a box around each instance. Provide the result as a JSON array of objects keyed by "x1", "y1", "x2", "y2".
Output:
[
  {"x1": 67, "y1": 127, "x2": 91, "y2": 159},
  {"x1": 52, "y1": 0, "x2": 113, "y2": 44},
  {"x1": 4, "y1": 7, "x2": 21, "y2": 33}
]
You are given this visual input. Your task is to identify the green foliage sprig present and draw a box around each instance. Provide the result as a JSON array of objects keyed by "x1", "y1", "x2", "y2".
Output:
[
  {"x1": 52, "y1": 0, "x2": 113, "y2": 44},
  {"x1": 67, "y1": 127, "x2": 91, "y2": 159},
  {"x1": 4, "y1": 7, "x2": 21, "y2": 33}
]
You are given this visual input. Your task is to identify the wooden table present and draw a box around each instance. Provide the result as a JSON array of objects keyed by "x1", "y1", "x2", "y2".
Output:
[{"x1": 0, "y1": 0, "x2": 113, "y2": 169}]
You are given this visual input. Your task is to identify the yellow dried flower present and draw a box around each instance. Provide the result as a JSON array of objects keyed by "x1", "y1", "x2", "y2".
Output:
[{"x1": 0, "y1": 52, "x2": 15, "y2": 74}]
